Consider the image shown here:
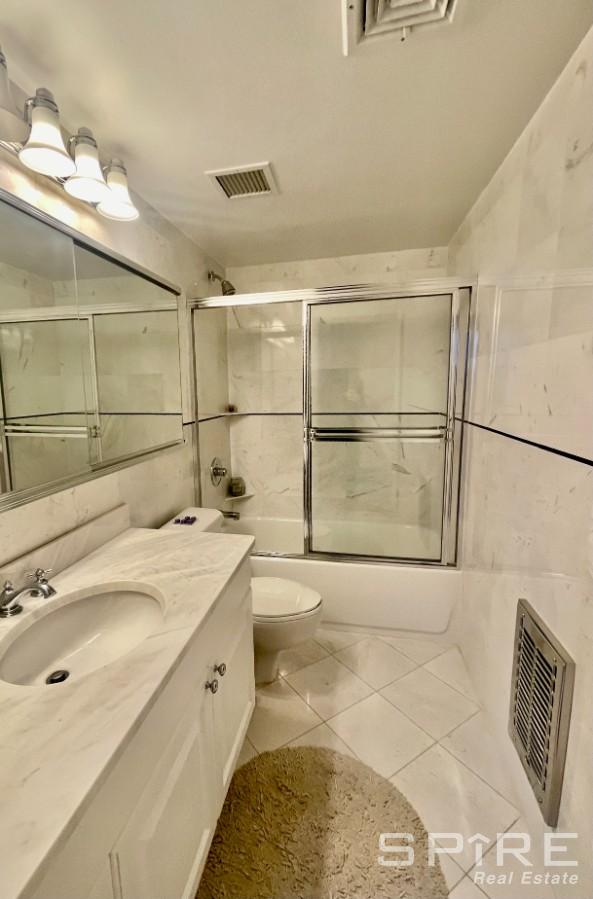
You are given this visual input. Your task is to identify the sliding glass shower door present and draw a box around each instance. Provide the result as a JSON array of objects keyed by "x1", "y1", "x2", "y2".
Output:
[
  {"x1": 306, "y1": 293, "x2": 459, "y2": 562},
  {"x1": 192, "y1": 282, "x2": 469, "y2": 565}
]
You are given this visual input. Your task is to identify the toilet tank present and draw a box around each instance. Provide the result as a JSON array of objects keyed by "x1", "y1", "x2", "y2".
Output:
[{"x1": 160, "y1": 507, "x2": 223, "y2": 533}]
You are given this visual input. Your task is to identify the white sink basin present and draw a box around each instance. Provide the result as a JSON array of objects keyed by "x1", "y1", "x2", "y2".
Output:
[{"x1": 0, "y1": 586, "x2": 164, "y2": 686}]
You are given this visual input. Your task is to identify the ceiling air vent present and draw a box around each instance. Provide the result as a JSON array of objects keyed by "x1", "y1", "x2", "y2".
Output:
[
  {"x1": 206, "y1": 163, "x2": 278, "y2": 199},
  {"x1": 509, "y1": 599, "x2": 575, "y2": 826},
  {"x1": 342, "y1": 0, "x2": 458, "y2": 55}
]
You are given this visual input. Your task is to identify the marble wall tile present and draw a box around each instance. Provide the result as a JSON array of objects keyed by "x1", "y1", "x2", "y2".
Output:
[
  {"x1": 448, "y1": 29, "x2": 593, "y2": 886},
  {"x1": 116, "y1": 423, "x2": 196, "y2": 529},
  {"x1": 194, "y1": 307, "x2": 229, "y2": 419},
  {"x1": 449, "y1": 30, "x2": 593, "y2": 278},
  {"x1": 0, "y1": 473, "x2": 120, "y2": 566},
  {"x1": 460, "y1": 425, "x2": 592, "y2": 580},
  {"x1": 0, "y1": 318, "x2": 88, "y2": 416},
  {"x1": 0, "y1": 262, "x2": 56, "y2": 310},
  {"x1": 8, "y1": 431, "x2": 91, "y2": 493},
  {"x1": 94, "y1": 311, "x2": 182, "y2": 413},
  {"x1": 228, "y1": 415, "x2": 303, "y2": 520},
  {"x1": 468, "y1": 277, "x2": 593, "y2": 459},
  {"x1": 310, "y1": 295, "x2": 450, "y2": 414},
  {"x1": 227, "y1": 246, "x2": 448, "y2": 293},
  {"x1": 0, "y1": 423, "x2": 197, "y2": 567},
  {"x1": 0, "y1": 505, "x2": 130, "y2": 584},
  {"x1": 227, "y1": 302, "x2": 303, "y2": 413},
  {"x1": 312, "y1": 438, "x2": 445, "y2": 528},
  {"x1": 197, "y1": 417, "x2": 231, "y2": 509},
  {"x1": 451, "y1": 428, "x2": 593, "y2": 887}
]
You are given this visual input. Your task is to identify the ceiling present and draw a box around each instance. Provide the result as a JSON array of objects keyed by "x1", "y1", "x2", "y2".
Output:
[{"x1": 0, "y1": 1, "x2": 591, "y2": 266}]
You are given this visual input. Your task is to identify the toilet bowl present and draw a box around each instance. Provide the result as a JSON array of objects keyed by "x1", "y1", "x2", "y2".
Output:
[
  {"x1": 161, "y1": 509, "x2": 323, "y2": 684},
  {"x1": 252, "y1": 577, "x2": 323, "y2": 684}
]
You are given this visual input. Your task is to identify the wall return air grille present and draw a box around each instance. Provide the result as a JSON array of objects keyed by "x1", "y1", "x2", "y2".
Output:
[
  {"x1": 509, "y1": 600, "x2": 575, "y2": 826},
  {"x1": 342, "y1": 0, "x2": 458, "y2": 55},
  {"x1": 206, "y1": 163, "x2": 278, "y2": 199}
]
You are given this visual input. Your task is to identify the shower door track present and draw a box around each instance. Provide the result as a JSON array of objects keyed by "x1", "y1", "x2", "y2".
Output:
[{"x1": 191, "y1": 279, "x2": 472, "y2": 567}]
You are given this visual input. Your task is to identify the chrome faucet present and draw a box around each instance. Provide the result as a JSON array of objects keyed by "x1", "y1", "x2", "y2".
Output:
[
  {"x1": 220, "y1": 510, "x2": 240, "y2": 521},
  {"x1": 0, "y1": 568, "x2": 56, "y2": 618}
]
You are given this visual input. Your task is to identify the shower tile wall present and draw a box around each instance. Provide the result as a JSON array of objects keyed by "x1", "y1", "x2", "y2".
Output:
[
  {"x1": 448, "y1": 27, "x2": 593, "y2": 892},
  {"x1": 195, "y1": 303, "x2": 303, "y2": 521},
  {"x1": 469, "y1": 281, "x2": 592, "y2": 459},
  {"x1": 227, "y1": 302, "x2": 302, "y2": 412},
  {"x1": 226, "y1": 246, "x2": 447, "y2": 293},
  {"x1": 194, "y1": 307, "x2": 232, "y2": 509},
  {"x1": 195, "y1": 290, "x2": 453, "y2": 551},
  {"x1": 308, "y1": 295, "x2": 452, "y2": 558},
  {"x1": 229, "y1": 416, "x2": 303, "y2": 520}
]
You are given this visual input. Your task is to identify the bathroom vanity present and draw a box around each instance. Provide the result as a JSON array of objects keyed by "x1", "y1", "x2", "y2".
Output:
[{"x1": 0, "y1": 523, "x2": 255, "y2": 899}]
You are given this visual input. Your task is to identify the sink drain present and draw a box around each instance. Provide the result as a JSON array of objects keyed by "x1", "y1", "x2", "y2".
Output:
[{"x1": 45, "y1": 669, "x2": 70, "y2": 684}]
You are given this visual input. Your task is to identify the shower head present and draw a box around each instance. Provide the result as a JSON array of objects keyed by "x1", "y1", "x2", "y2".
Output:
[{"x1": 208, "y1": 270, "x2": 236, "y2": 296}]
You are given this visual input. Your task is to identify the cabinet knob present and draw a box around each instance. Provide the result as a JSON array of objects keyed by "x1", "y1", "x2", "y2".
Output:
[
  {"x1": 213, "y1": 662, "x2": 227, "y2": 677},
  {"x1": 205, "y1": 679, "x2": 219, "y2": 694}
]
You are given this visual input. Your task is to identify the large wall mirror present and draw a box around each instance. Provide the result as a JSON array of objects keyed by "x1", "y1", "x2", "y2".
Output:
[{"x1": 0, "y1": 195, "x2": 184, "y2": 508}]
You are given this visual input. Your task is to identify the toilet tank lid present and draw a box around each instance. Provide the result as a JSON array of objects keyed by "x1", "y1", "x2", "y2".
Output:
[
  {"x1": 251, "y1": 577, "x2": 322, "y2": 617},
  {"x1": 161, "y1": 507, "x2": 223, "y2": 532}
]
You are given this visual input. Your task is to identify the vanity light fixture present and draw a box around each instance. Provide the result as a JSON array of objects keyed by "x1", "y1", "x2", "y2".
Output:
[
  {"x1": 64, "y1": 127, "x2": 110, "y2": 203},
  {"x1": 0, "y1": 48, "x2": 138, "y2": 221},
  {"x1": 19, "y1": 88, "x2": 75, "y2": 178},
  {"x1": 97, "y1": 158, "x2": 139, "y2": 221},
  {"x1": 0, "y1": 46, "x2": 28, "y2": 142}
]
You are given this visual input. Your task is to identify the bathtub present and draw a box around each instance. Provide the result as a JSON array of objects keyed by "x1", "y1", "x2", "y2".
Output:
[{"x1": 220, "y1": 515, "x2": 460, "y2": 633}]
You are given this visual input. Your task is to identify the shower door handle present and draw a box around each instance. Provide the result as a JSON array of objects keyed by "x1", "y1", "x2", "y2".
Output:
[{"x1": 307, "y1": 427, "x2": 446, "y2": 442}]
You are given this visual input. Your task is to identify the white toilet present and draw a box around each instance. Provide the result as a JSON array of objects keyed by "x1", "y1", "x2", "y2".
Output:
[
  {"x1": 162, "y1": 508, "x2": 323, "y2": 684},
  {"x1": 251, "y1": 576, "x2": 322, "y2": 683}
]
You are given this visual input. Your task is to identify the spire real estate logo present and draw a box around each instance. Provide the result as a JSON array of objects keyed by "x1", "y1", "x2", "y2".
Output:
[{"x1": 378, "y1": 831, "x2": 580, "y2": 889}]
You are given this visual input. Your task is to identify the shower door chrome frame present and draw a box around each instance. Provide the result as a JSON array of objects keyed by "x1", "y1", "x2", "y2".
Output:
[
  {"x1": 191, "y1": 278, "x2": 472, "y2": 567},
  {"x1": 303, "y1": 288, "x2": 464, "y2": 566}
]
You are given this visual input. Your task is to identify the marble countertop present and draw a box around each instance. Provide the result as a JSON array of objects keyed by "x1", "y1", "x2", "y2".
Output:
[{"x1": 0, "y1": 526, "x2": 254, "y2": 899}]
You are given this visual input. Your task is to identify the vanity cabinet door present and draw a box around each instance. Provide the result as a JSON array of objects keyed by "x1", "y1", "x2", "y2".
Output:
[
  {"x1": 212, "y1": 591, "x2": 255, "y2": 793},
  {"x1": 112, "y1": 671, "x2": 215, "y2": 899}
]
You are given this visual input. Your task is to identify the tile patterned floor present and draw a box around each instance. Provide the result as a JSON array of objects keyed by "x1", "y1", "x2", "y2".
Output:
[{"x1": 242, "y1": 629, "x2": 534, "y2": 898}]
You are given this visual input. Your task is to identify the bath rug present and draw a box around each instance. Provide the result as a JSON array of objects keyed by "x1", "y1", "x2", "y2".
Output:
[{"x1": 196, "y1": 746, "x2": 447, "y2": 899}]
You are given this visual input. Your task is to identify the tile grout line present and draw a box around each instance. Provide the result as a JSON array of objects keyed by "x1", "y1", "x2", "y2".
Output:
[
  {"x1": 463, "y1": 814, "x2": 523, "y2": 899},
  {"x1": 275, "y1": 640, "x2": 489, "y2": 770},
  {"x1": 279, "y1": 669, "x2": 375, "y2": 723},
  {"x1": 311, "y1": 633, "x2": 476, "y2": 705},
  {"x1": 420, "y1": 658, "x2": 480, "y2": 703},
  {"x1": 386, "y1": 739, "x2": 438, "y2": 781},
  {"x1": 256, "y1": 636, "x2": 519, "y2": 815},
  {"x1": 277, "y1": 719, "x2": 361, "y2": 758},
  {"x1": 249, "y1": 675, "x2": 324, "y2": 753},
  {"x1": 433, "y1": 734, "x2": 521, "y2": 812},
  {"x1": 378, "y1": 687, "x2": 481, "y2": 746},
  {"x1": 325, "y1": 649, "x2": 421, "y2": 692},
  {"x1": 319, "y1": 630, "x2": 453, "y2": 668}
]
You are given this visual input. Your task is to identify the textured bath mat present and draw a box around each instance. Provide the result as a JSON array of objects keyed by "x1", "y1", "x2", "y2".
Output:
[{"x1": 196, "y1": 746, "x2": 447, "y2": 899}]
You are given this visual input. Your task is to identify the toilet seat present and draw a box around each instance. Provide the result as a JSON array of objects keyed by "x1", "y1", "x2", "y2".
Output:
[{"x1": 251, "y1": 577, "x2": 322, "y2": 623}]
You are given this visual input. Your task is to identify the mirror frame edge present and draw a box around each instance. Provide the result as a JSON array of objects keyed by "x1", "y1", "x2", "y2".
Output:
[{"x1": 0, "y1": 187, "x2": 190, "y2": 515}]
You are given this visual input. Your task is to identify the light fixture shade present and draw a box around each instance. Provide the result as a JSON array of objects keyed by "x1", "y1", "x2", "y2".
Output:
[
  {"x1": 97, "y1": 159, "x2": 139, "y2": 221},
  {"x1": 64, "y1": 127, "x2": 109, "y2": 203},
  {"x1": 0, "y1": 47, "x2": 29, "y2": 142},
  {"x1": 18, "y1": 88, "x2": 75, "y2": 178}
]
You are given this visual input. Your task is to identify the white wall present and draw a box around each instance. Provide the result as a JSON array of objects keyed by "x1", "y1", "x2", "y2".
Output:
[
  {"x1": 448, "y1": 28, "x2": 593, "y2": 893},
  {"x1": 0, "y1": 150, "x2": 218, "y2": 561}
]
